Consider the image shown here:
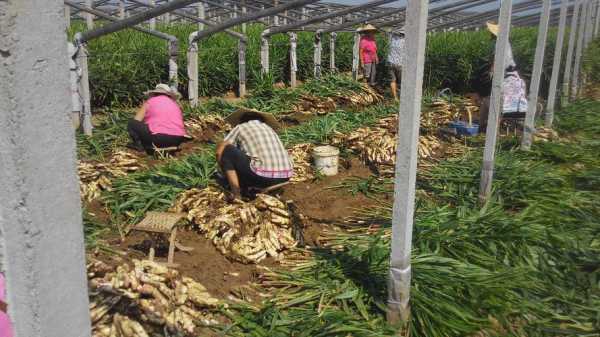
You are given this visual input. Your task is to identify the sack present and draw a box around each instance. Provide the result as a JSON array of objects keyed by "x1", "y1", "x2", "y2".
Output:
[{"x1": 502, "y1": 71, "x2": 528, "y2": 114}]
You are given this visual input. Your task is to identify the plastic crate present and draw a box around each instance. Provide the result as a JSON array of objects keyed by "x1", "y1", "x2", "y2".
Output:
[{"x1": 448, "y1": 121, "x2": 480, "y2": 136}]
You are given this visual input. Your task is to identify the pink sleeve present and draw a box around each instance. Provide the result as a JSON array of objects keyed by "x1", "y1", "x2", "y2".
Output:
[{"x1": 0, "y1": 274, "x2": 13, "y2": 337}]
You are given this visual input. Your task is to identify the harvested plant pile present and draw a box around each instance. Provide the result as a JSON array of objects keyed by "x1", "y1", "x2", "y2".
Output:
[
  {"x1": 288, "y1": 143, "x2": 314, "y2": 183},
  {"x1": 170, "y1": 188, "x2": 297, "y2": 263},
  {"x1": 533, "y1": 127, "x2": 559, "y2": 142},
  {"x1": 79, "y1": 151, "x2": 143, "y2": 202},
  {"x1": 88, "y1": 259, "x2": 219, "y2": 337},
  {"x1": 184, "y1": 115, "x2": 231, "y2": 138},
  {"x1": 422, "y1": 97, "x2": 479, "y2": 130},
  {"x1": 333, "y1": 116, "x2": 443, "y2": 168}
]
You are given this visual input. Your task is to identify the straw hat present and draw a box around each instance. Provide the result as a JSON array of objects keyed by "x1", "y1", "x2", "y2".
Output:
[
  {"x1": 226, "y1": 107, "x2": 281, "y2": 130},
  {"x1": 486, "y1": 22, "x2": 499, "y2": 36},
  {"x1": 144, "y1": 83, "x2": 180, "y2": 99},
  {"x1": 357, "y1": 24, "x2": 378, "y2": 33}
]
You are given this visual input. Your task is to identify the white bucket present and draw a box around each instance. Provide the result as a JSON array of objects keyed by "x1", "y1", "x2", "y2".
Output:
[{"x1": 312, "y1": 145, "x2": 340, "y2": 176}]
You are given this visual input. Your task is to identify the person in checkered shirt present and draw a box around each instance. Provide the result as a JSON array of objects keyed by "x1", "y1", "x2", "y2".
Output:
[{"x1": 216, "y1": 109, "x2": 293, "y2": 200}]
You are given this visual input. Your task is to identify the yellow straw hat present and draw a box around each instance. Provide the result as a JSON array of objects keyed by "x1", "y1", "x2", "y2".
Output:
[
  {"x1": 357, "y1": 24, "x2": 378, "y2": 33},
  {"x1": 486, "y1": 22, "x2": 499, "y2": 36},
  {"x1": 225, "y1": 107, "x2": 281, "y2": 130}
]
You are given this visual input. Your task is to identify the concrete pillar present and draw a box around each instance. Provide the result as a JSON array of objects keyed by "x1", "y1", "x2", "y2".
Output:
[
  {"x1": 594, "y1": 0, "x2": 600, "y2": 36},
  {"x1": 572, "y1": 0, "x2": 588, "y2": 99},
  {"x1": 387, "y1": 0, "x2": 430, "y2": 325},
  {"x1": 86, "y1": 0, "x2": 94, "y2": 29},
  {"x1": 0, "y1": 1, "x2": 91, "y2": 336},
  {"x1": 241, "y1": 0, "x2": 247, "y2": 34},
  {"x1": 261, "y1": 35, "x2": 270, "y2": 74},
  {"x1": 330, "y1": 32, "x2": 337, "y2": 72},
  {"x1": 302, "y1": 7, "x2": 307, "y2": 20},
  {"x1": 68, "y1": 43, "x2": 82, "y2": 129},
  {"x1": 479, "y1": 0, "x2": 513, "y2": 203},
  {"x1": 273, "y1": 0, "x2": 279, "y2": 25},
  {"x1": 119, "y1": 0, "x2": 126, "y2": 19},
  {"x1": 352, "y1": 32, "x2": 360, "y2": 80},
  {"x1": 187, "y1": 33, "x2": 199, "y2": 107},
  {"x1": 65, "y1": 5, "x2": 71, "y2": 28},
  {"x1": 238, "y1": 40, "x2": 247, "y2": 97},
  {"x1": 584, "y1": 1, "x2": 594, "y2": 46},
  {"x1": 76, "y1": 45, "x2": 93, "y2": 136},
  {"x1": 164, "y1": 0, "x2": 171, "y2": 25},
  {"x1": 168, "y1": 39, "x2": 179, "y2": 92},
  {"x1": 545, "y1": 0, "x2": 569, "y2": 127},
  {"x1": 289, "y1": 32, "x2": 298, "y2": 87},
  {"x1": 562, "y1": 0, "x2": 582, "y2": 104},
  {"x1": 314, "y1": 33, "x2": 322, "y2": 78},
  {"x1": 150, "y1": 0, "x2": 157, "y2": 29},
  {"x1": 522, "y1": 0, "x2": 552, "y2": 151}
]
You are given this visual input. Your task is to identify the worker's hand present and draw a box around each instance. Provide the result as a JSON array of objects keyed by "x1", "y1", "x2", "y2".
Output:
[{"x1": 225, "y1": 188, "x2": 242, "y2": 204}]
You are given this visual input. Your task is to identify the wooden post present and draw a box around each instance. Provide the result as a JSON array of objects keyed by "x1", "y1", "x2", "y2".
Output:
[
  {"x1": 150, "y1": 0, "x2": 157, "y2": 29},
  {"x1": 387, "y1": 0, "x2": 430, "y2": 326},
  {"x1": 239, "y1": 39, "x2": 247, "y2": 97},
  {"x1": 261, "y1": 34, "x2": 270, "y2": 74},
  {"x1": 86, "y1": 0, "x2": 94, "y2": 29},
  {"x1": 168, "y1": 39, "x2": 179, "y2": 92},
  {"x1": 545, "y1": 0, "x2": 569, "y2": 127},
  {"x1": 290, "y1": 32, "x2": 298, "y2": 87},
  {"x1": 314, "y1": 32, "x2": 323, "y2": 79},
  {"x1": 572, "y1": 0, "x2": 588, "y2": 99},
  {"x1": 187, "y1": 33, "x2": 199, "y2": 106},
  {"x1": 562, "y1": 0, "x2": 582, "y2": 105},
  {"x1": 76, "y1": 45, "x2": 93, "y2": 136},
  {"x1": 478, "y1": 0, "x2": 513, "y2": 203},
  {"x1": 352, "y1": 32, "x2": 360, "y2": 80},
  {"x1": 522, "y1": 0, "x2": 552, "y2": 150},
  {"x1": 119, "y1": 0, "x2": 126, "y2": 19},
  {"x1": 330, "y1": 32, "x2": 337, "y2": 72}
]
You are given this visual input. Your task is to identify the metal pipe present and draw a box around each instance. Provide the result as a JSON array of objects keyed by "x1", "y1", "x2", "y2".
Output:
[
  {"x1": 193, "y1": 0, "x2": 319, "y2": 42},
  {"x1": 522, "y1": 0, "x2": 552, "y2": 151},
  {"x1": 479, "y1": 0, "x2": 513, "y2": 204},
  {"x1": 77, "y1": 0, "x2": 200, "y2": 43},
  {"x1": 545, "y1": 0, "x2": 569, "y2": 127}
]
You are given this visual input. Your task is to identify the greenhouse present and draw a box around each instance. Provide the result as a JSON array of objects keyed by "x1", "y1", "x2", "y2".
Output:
[{"x1": 1, "y1": 0, "x2": 599, "y2": 336}]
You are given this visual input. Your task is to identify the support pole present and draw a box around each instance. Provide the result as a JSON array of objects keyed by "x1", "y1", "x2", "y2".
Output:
[
  {"x1": 562, "y1": 0, "x2": 582, "y2": 105},
  {"x1": 198, "y1": 1, "x2": 205, "y2": 30},
  {"x1": 165, "y1": 0, "x2": 171, "y2": 24},
  {"x1": 274, "y1": 0, "x2": 280, "y2": 25},
  {"x1": 261, "y1": 34, "x2": 270, "y2": 74},
  {"x1": 595, "y1": 0, "x2": 600, "y2": 36},
  {"x1": 76, "y1": 45, "x2": 93, "y2": 136},
  {"x1": 86, "y1": 0, "x2": 94, "y2": 29},
  {"x1": 572, "y1": 0, "x2": 588, "y2": 99},
  {"x1": 150, "y1": 0, "x2": 157, "y2": 29},
  {"x1": 242, "y1": 0, "x2": 247, "y2": 33},
  {"x1": 387, "y1": 0, "x2": 430, "y2": 326},
  {"x1": 69, "y1": 43, "x2": 82, "y2": 129},
  {"x1": 0, "y1": 1, "x2": 91, "y2": 335},
  {"x1": 522, "y1": 0, "x2": 552, "y2": 151},
  {"x1": 314, "y1": 32, "x2": 323, "y2": 79},
  {"x1": 239, "y1": 39, "x2": 247, "y2": 97},
  {"x1": 65, "y1": 5, "x2": 71, "y2": 28},
  {"x1": 584, "y1": 0, "x2": 594, "y2": 46},
  {"x1": 119, "y1": 0, "x2": 126, "y2": 19},
  {"x1": 330, "y1": 32, "x2": 337, "y2": 72},
  {"x1": 187, "y1": 33, "x2": 199, "y2": 107},
  {"x1": 352, "y1": 32, "x2": 360, "y2": 80},
  {"x1": 290, "y1": 32, "x2": 298, "y2": 87},
  {"x1": 546, "y1": 0, "x2": 569, "y2": 127},
  {"x1": 479, "y1": 0, "x2": 513, "y2": 203},
  {"x1": 168, "y1": 39, "x2": 179, "y2": 91}
]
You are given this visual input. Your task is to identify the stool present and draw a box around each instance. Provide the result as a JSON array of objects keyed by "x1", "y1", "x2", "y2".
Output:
[
  {"x1": 131, "y1": 211, "x2": 193, "y2": 267},
  {"x1": 152, "y1": 145, "x2": 180, "y2": 159}
]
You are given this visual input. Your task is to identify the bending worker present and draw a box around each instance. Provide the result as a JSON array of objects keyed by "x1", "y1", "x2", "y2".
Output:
[
  {"x1": 479, "y1": 22, "x2": 528, "y2": 131},
  {"x1": 386, "y1": 28, "x2": 406, "y2": 101},
  {"x1": 358, "y1": 24, "x2": 379, "y2": 87},
  {"x1": 216, "y1": 109, "x2": 293, "y2": 200},
  {"x1": 127, "y1": 83, "x2": 187, "y2": 153}
]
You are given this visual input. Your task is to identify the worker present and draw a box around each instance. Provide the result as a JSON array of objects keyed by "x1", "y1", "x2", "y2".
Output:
[
  {"x1": 479, "y1": 22, "x2": 528, "y2": 131},
  {"x1": 386, "y1": 28, "x2": 406, "y2": 102},
  {"x1": 358, "y1": 24, "x2": 379, "y2": 87},
  {"x1": 0, "y1": 273, "x2": 13, "y2": 337},
  {"x1": 216, "y1": 109, "x2": 293, "y2": 200},
  {"x1": 127, "y1": 83, "x2": 188, "y2": 153}
]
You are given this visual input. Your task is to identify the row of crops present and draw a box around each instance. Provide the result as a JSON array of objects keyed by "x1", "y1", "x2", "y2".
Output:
[{"x1": 70, "y1": 22, "x2": 559, "y2": 107}]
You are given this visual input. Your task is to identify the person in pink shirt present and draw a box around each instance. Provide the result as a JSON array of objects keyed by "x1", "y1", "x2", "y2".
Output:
[
  {"x1": 127, "y1": 83, "x2": 188, "y2": 153},
  {"x1": 0, "y1": 273, "x2": 14, "y2": 337},
  {"x1": 358, "y1": 24, "x2": 379, "y2": 87}
]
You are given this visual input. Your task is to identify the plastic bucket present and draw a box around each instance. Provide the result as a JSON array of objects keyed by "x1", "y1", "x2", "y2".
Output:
[{"x1": 312, "y1": 145, "x2": 339, "y2": 176}]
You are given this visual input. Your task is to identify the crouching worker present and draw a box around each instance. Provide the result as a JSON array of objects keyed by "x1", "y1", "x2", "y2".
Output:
[
  {"x1": 216, "y1": 109, "x2": 293, "y2": 200},
  {"x1": 127, "y1": 83, "x2": 187, "y2": 154}
]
